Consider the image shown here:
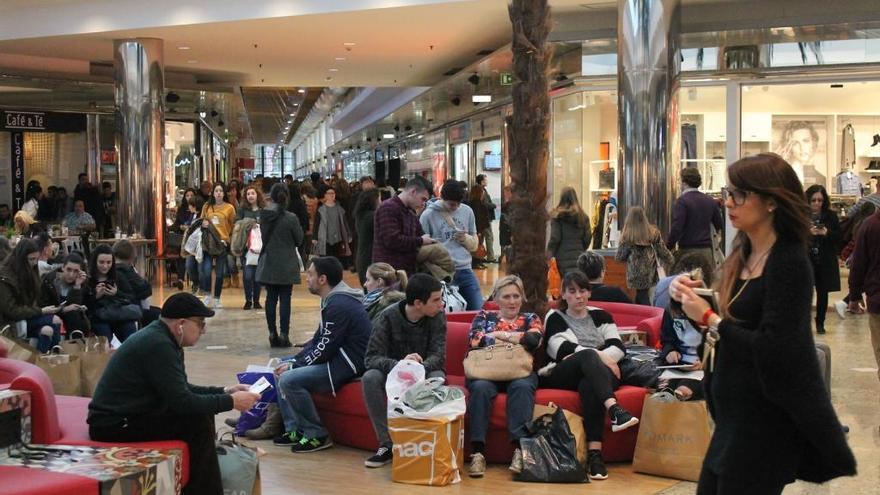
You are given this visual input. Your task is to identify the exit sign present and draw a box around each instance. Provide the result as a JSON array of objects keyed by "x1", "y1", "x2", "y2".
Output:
[{"x1": 500, "y1": 72, "x2": 513, "y2": 85}]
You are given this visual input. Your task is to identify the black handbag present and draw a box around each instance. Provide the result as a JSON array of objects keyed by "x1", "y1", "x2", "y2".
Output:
[
  {"x1": 95, "y1": 302, "x2": 143, "y2": 322},
  {"x1": 515, "y1": 407, "x2": 589, "y2": 483}
]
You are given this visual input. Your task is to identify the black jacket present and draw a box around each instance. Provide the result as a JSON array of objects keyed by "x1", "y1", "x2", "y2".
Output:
[
  {"x1": 256, "y1": 205, "x2": 303, "y2": 286},
  {"x1": 705, "y1": 239, "x2": 856, "y2": 484},
  {"x1": 115, "y1": 264, "x2": 152, "y2": 302},
  {"x1": 39, "y1": 271, "x2": 86, "y2": 307},
  {"x1": 809, "y1": 210, "x2": 841, "y2": 292}
]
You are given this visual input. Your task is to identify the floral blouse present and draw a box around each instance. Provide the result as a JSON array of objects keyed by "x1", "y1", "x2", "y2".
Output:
[{"x1": 468, "y1": 310, "x2": 544, "y2": 350}]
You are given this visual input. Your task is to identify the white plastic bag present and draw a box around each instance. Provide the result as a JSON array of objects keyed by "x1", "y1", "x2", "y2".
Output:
[
  {"x1": 386, "y1": 360, "x2": 425, "y2": 416},
  {"x1": 184, "y1": 227, "x2": 203, "y2": 259},
  {"x1": 440, "y1": 281, "x2": 467, "y2": 313}
]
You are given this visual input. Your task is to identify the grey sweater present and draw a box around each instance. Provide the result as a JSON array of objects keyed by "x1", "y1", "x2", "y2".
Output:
[{"x1": 365, "y1": 301, "x2": 447, "y2": 375}]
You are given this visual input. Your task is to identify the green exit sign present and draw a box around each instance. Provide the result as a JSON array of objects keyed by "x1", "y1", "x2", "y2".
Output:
[{"x1": 500, "y1": 72, "x2": 513, "y2": 85}]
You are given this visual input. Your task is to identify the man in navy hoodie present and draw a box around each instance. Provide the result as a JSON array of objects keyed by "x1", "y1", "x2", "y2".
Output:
[{"x1": 272, "y1": 256, "x2": 372, "y2": 453}]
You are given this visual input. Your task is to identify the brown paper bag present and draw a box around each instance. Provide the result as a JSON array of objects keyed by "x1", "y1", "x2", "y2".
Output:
[
  {"x1": 60, "y1": 332, "x2": 112, "y2": 396},
  {"x1": 632, "y1": 395, "x2": 711, "y2": 482},
  {"x1": 533, "y1": 402, "x2": 587, "y2": 465},
  {"x1": 388, "y1": 415, "x2": 464, "y2": 486},
  {"x1": 0, "y1": 326, "x2": 37, "y2": 363},
  {"x1": 36, "y1": 351, "x2": 82, "y2": 396}
]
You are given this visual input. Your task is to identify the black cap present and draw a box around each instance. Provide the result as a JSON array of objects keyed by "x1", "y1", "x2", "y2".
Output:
[{"x1": 161, "y1": 293, "x2": 215, "y2": 319}]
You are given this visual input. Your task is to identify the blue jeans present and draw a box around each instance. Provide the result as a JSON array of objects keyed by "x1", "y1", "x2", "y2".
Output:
[
  {"x1": 185, "y1": 256, "x2": 200, "y2": 291},
  {"x1": 277, "y1": 364, "x2": 353, "y2": 439},
  {"x1": 241, "y1": 256, "x2": 261, "y2": 304},
  {"x1": 27, "y1": 314, "x2": 61, "y2": 353},
  {"x1": 454, "y1": 268, "x2": 483, "y2": 311},
  {"x1": 467, "y1": 374, "x2": 538, "y2": 444},
  {"x1": 93, "y1": 320, "x2": 138, "y2": 343},
  {"x1": 199, "y1": 254, "x2": 227, "y2": 298},
  {"x1": 264, "y1": 284, "x2": 292, "y2": 336}
]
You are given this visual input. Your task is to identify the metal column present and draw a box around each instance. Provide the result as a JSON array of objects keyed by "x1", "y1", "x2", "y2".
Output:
[
  {"x1": 617, "y1": 0, "x2": 681, "y2": 235},
  {"x1": 86, "y1": 114, "x2": 101, "y2": 184},
  {"x1": 113, "y1": 38, "x2": 165, "y2": 253}
]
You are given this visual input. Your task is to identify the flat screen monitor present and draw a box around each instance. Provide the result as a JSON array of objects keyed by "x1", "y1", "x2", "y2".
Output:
[{"x1": 483, "y1": 153, "x2": 502, "y2": 170}]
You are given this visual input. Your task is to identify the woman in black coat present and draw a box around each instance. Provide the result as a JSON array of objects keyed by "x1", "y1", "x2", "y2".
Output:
[
  {"x1": 257, "y1": 183, "x2": 304, "y2": 348},
  {"x1": 354, "y1": 189, "x2": 379, "y2": 286},
  {"x1": 805, "y1": 185, "x2": 840, "y2": 334},
  {"x1": 671, "y1": 154, "x2": 855, "y2": 494}
]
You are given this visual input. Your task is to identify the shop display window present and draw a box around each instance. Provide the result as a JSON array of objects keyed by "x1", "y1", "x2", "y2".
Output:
[{"x1": 679, "y1": 85, "x2": 727, "y2": 193}]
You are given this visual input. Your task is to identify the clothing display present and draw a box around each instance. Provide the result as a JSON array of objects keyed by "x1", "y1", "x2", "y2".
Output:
[
  {"x1": 840, "y1": 123, "x2": 856, "y2": 170},
  {"x1": 598, "y1": 167, "x2": 615, "y2": 190},
  {"x1": 836, "y1": 170, "x2": 862, "y2": 196},
  {"x1": 681, "y1": 124, "x2": 697, "y2": 161}
]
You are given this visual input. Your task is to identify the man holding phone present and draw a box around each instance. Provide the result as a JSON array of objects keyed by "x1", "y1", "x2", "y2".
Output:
[{"x1": 39, "y1": 252, "x2": 90, "y2": 335}]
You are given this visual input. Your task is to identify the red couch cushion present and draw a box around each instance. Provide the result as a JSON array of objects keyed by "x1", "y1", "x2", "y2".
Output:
[{"x1": 0, "y1": 466, "x2": 97, "y2": 495}]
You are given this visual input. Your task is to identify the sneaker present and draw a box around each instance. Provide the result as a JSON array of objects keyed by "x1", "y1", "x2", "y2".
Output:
[
  {"x1": 508, "y1": 448, "x2": 523, "y2": 474},
  {"x1": 202, "y1": 295, "x2": 213, "y2": 308},
  {"x1": 468, "y1": 452, "x2": 486, "y2": 478},
  {"x1": 587, "y1": 450, "x2": 608, "y2": 480},
  {"x1": 834, "y1": 300, "x2": 847, "y2": 319},
  {"x1": 253, "y1": 301, "x2": 263, "y2": 310},
  {"x1": 223, "y1": 416, "x2": 239, "y2": 428},
  {"x1": 364, "y1": 445, "x2": 393, "y2": 468},
  {"x1": 243, "y1": 301, "x2": 253, "y2": 310},
  {"x1": 609, "y1": 404, "x2": 639, "y2": 432},
  {"x1": 214, "y1": 297, "x2": 223, "y2": 309},
  {"x1": 273, "y1": 431, "x2": 301, "y2": 446},
  {"x1": 291, "y1": 436, "x2": 333, "y2": 453}
]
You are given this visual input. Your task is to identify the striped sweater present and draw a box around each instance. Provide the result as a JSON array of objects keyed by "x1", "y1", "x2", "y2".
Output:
[{"x1": 543, "y1": 308, "x2": 625, "y2": 365}]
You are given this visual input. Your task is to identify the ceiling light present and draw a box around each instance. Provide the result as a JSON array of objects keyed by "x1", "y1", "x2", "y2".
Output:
[
  {"x1": 335, "y1": 57, "x2": 347, "y2": 61},
  {"x1": 289, "y1": 113, "x2": 295, "y2": 117},
  {"x1": 328, "y1": 68, "x2": 339, "y2": 72},
  {"x1": 472, "y1": 95, "x2": 492, "y2": 103},
  {"x1": 177, "y1": 46, "x2": 191, "y2": 50},
  {"x1": 187, "y1": 60, "x2": 198, "y2": 64},
  {"x1": 343, "y1": 42, "x2": 356, "y2": 47},
  {"x1": 383, "y1": 133, "x2": 395, "y2": 139},
  {"x1": 297, "y1": 89, "x2": 305, "y2": 94},
  {"x1": 199, "y1": 111, "x2": 207, "y2": 118}
]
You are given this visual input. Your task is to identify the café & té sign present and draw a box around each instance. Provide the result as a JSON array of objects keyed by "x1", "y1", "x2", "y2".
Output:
[{"x1": 1, "y1": 110, "x2": 87, "y2": 132}]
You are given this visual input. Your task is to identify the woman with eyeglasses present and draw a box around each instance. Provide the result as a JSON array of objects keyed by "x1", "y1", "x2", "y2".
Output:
[{"x1": 670, "y1": 153, "x2": 855, "y2": 494}]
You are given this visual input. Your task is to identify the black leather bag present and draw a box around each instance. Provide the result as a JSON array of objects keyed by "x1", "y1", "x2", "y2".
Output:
[
  {"x1": 515, "y1": 407, "x2": 588, "y2": 483},
  {"x1": 95, "y1": 302, "x2": 143, "y2": 322}
]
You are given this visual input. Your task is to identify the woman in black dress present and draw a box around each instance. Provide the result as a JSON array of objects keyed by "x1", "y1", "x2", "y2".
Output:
[
  {"x1": 805, "y1": 184, "x2": 840, "y2": 334},
  {"x1": 670, "y1": 153, "x2": 855, "y2": 494}
]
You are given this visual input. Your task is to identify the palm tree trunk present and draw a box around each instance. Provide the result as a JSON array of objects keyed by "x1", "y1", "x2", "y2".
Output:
[{"x1": 506, "y1": 0, "x2": 552, "y2": 315}]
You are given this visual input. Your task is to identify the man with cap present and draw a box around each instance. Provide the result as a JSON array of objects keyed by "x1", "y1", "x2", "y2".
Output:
[{"x1": 88, "y1": 292, "x2": 260, "y2": 495}]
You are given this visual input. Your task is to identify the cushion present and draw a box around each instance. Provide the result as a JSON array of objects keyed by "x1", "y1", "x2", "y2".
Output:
[{"x1": 0, "y1": 466, "x2": 97, "y2": 495}]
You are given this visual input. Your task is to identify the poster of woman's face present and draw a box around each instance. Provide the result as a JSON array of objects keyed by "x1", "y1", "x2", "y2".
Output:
[{"x1": 772, "y1": 116, "x2": 827, "y2": 187}]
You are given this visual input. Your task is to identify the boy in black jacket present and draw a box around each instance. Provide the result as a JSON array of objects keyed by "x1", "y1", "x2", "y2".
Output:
[
  {"x1": 39, "y1": 252, "x2": 90, "y2": 336},
  {"x1": 112, "y1": 239, "x2": 160, "y2": 325}
]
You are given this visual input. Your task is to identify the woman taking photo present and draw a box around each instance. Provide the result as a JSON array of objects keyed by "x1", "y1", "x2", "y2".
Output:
[
  {"x1": 616, "y1": 205, "x2": 674, "y2": 305},
  {"x1": 670, "y1": 153, "x2": 855, "y2": 494},
  {"x1": 257, "y1": 183, "x2": 304, "y2": 348},
  {"x1": 805, "y1": 184, "x2": 840, "y2": 334},
  {"x1": 200, "y1": 182, "x2": 236, "y2": 308},
  {"x1": 0, "y1": 239, "x2": 62, "y2": 352},
  {"x1": 86, "y1": 244, "x2": 139, "y2": 342},
  {"x1": 354, "y1": 189, "x2": 380, "y2": 285},
  {"x1": 465, "y1": 275, "x2": 542, "y2": 478},
  {"x1": 312, "y1": 187, "x2": 352, "y2": 266},
  {"x1": 540, "y1": 271, "x2": 639, "y2": 481},
  {"x1": 362, "y1": 262, "x2": 407, "y2": 320},
  {"x1": 237, "y1": 185, "x2": 264, "y2": 310},
  {"x1": 547, "y1": 187, "x2": 591, "y2": 276}
]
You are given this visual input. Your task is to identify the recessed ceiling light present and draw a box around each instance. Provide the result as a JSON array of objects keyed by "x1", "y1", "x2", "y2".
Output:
[
  {"x1": 297, "y1": 89, "x2": 305, "y2": 94},
  {"x1": 343, "y1": 42, "x2": 356, "y2": 47},
  {"x1": 472, "y1": 95, "x2": 492, "y2": 103},
  {"x1": 335, "y1": 57, "x2": 347, "y2": 61},
  {"x1": 382, "y1": 133, "x2": 395, "y2": 139},
  {"x1": 178, "y1": 46, "x2": 191, "y2": 50},
  {"x1": 328, "y1": 68, "x2": 339, "y2": 72},
  {"x1": 187, "y1": 60, "x2": 198, "y2": 64},
  {"x1": 289, "y1": 113, "x2": 295, "y2": 116},
  {"x1": 287, "y1": 119, "x2": 293, "y2": 124}
]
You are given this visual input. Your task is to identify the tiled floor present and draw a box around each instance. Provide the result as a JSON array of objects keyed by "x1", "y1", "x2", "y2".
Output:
[{"x1": 162, "y1": 265, "x2": 879, "y2": 494}]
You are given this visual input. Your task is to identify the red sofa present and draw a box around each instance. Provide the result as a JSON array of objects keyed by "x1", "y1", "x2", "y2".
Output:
[
  {"x1": 313, "y1": 302, "x2": 663, "y2": 464},
  {"x1": 0, "y1": 349, "x2": 190, "y2": 494}
]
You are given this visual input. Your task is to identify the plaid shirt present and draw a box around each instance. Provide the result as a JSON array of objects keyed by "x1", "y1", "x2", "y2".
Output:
[{"x1": 371, "y1": 195, "x2": 424, "y2": 274}]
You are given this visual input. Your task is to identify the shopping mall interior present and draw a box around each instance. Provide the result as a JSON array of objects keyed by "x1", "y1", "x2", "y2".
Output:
[{"x1": 0, "y1": 1, "x2": 879, "y2": 494}]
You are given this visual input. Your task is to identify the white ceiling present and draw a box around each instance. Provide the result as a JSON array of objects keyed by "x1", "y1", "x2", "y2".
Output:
[{"x1": 0, "y1": 0, "x2": 597, "y2": 88}]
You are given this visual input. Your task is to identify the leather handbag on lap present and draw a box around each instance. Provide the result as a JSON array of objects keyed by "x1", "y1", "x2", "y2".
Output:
[{"x1": 463, "y1": 343, "x2": 533, "y2": 381}]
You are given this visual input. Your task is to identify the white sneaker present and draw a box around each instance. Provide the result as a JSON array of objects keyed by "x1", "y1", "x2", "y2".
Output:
[
  {"x1": 834, "y1": 300, "x2": 847, "y2": 319},
  {"x1": 214, "y1": 298, "x2": 223, "y2": 309},
  {"x1": 202, "y1": 295, "x2": 213, "y2": 308}
]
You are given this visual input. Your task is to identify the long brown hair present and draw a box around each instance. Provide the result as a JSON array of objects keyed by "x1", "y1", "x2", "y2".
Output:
[
  {"x1": 620, "y1": 206, "x2": 659, "y2": 246},
  {"x1": 552, "y1": 187, "x2": 589, "y2": 231},
  {"x1": 241, "y1": 185, "x2": 265, "y2": 209},
  {"x1": 715, "y1": 153, "x2": 811, "y2": 317}
]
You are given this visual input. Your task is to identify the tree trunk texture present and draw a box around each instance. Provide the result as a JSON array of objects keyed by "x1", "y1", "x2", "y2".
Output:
[{"x1": 506, "y1": 0, "x2": 552, "y2": 315}]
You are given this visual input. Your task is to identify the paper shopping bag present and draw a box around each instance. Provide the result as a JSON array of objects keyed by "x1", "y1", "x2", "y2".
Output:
[
  {"x1": 0, "y1": 325, "x2": 37, "y2": 363},
  {"x1": 533, "y1": 402, "x2": 587, "y2": 465},
  {"x1": 60, "y1": 332, "x2": 112, "y2": 397},
  {"x1": 36, "y1": 350, "x2": 82, "y2": 396},
  {"x1": 388, "y1": 415, "x2": 464, "y2": 486},
  {"x1": 632, "y1": 395, "x2": 711, "y2": 482}
]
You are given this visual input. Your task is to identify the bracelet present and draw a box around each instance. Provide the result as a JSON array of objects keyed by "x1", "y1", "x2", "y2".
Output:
[{"x1": 701, "y1": 308, "x2": 716, "y2": 327}]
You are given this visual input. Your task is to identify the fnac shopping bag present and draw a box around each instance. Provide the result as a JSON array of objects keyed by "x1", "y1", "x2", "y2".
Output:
[
  {"x1": 533, "y1": 402, "x2": 587, "y2": 465},
  {"x1": 388, "y1": 415, "x2": 464, "y2": 486},
  {"x1": 516, "y1": 407, "x2": 588, "y2": 483},
  {"x1": 632, "y1": 393, "x2": 711, "y2": 482}
]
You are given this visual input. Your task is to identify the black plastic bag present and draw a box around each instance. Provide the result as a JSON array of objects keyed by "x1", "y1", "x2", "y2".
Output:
[{"x1": 515, "y1": 407, "x2": 589, "y2": 483}]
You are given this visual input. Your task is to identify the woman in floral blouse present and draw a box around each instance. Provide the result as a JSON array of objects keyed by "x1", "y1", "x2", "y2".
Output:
[{"x1": 465, "y1": 275, "x2": 543, "y2": 478}]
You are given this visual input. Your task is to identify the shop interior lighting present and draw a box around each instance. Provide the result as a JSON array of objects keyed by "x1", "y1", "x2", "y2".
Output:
[
  {"x1": 335, "y1": 57, "x2": 346, "y2": 61},
  {"x1": 343, "y1": 42, "x2": 356, "y2": 47},
  {"x1": 382, "y1": 133, "x2": 395, "y2": 139},
  {"x1": 177, "y1": 46, "x2": 191, "y2": 50},
  {"x1": 298, "y1": 89, "x2": 306, "y2": 94},
  {"x1": 472, "y1": 95, "x2": 492, "y2": 103},
  {"x1": 329, "y1": 68, "x2": 339, "y2": 72}
]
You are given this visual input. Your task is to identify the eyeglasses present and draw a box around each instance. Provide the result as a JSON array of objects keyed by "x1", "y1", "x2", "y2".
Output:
[
  {"x1": 721, "y1": 186, "x2": 752, "y2": 206},
  {"x1": 185, "y1": 318, "x2": 206, "y2": 329}
]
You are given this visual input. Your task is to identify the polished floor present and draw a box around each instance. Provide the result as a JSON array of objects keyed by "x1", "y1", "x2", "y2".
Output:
[{"x1": 159, "y1": 265, "x2": 879, "y2": 495}]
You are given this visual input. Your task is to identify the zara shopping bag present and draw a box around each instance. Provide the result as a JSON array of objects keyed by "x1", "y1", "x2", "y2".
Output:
[{"x1": 632, "y1": 392, "x2": 711, "y2": 482}]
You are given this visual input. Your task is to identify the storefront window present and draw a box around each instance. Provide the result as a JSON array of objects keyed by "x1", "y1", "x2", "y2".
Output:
[
  {"x1": 679, "y1": 85, "x2": 727, "y2": 192},
  {"x1": 404, "y1": 130, "x2": 446, "y2": 195}
]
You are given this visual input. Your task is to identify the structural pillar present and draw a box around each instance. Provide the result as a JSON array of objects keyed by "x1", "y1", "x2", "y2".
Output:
[
  {"x1": 617, "y1": 0, "x2": 681, "y2": 236},
  {"x1": 86, "y1": 114, "x2": 101, "y2": 184},
  {"x1": 113, "y1": 38, "x2": 164, "y2": 252}
]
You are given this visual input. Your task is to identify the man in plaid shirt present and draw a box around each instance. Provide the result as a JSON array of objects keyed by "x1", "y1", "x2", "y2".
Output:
[{"x1": 371, "y1": 175, "x2": 436, "y2": 274}]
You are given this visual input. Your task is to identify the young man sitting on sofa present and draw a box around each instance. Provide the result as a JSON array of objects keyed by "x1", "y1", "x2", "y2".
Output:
[
  {"x1": 361, "y1": 273, "x2": 447, "y2": 468},
  {"x1": 272, "y1": 256, "x2": 372, "y2": 453}
]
